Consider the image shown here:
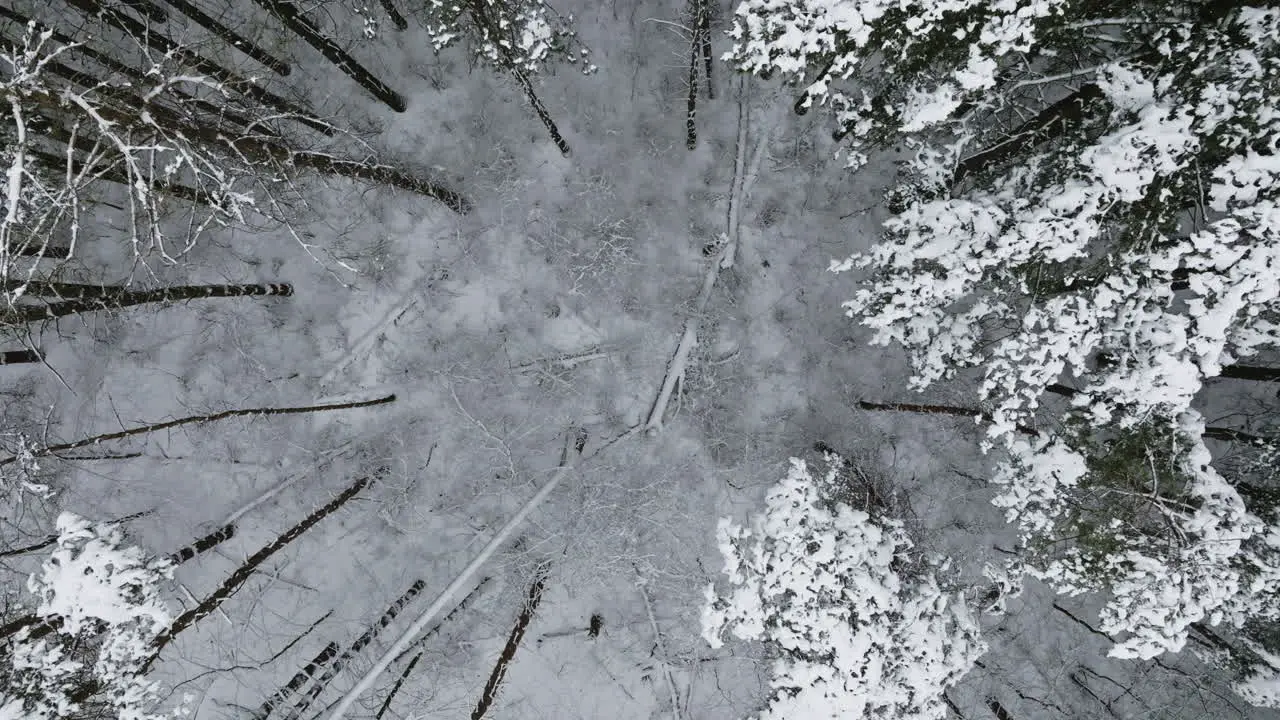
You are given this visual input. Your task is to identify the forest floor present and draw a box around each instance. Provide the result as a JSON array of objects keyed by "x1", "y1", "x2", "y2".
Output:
[{"x1": 10, "y1": 0, "x2": 1276, "y2": 719}]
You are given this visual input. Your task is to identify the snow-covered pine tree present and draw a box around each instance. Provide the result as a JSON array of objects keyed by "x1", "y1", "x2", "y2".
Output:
[
  {"x1": 0, "y1": 512, "x2": 174, "y2": 720},
  {"x1": 701, "y1": 457, "x2": 985, "y2": 719},
  {"x1": 417, "y1": 0, "x2": 596, "y2": 155},
  {"x1": 723, "y1": 0, "x2": 1280, "y2": 701}
]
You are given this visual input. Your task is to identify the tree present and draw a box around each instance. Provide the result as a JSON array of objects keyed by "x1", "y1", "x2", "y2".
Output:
[
  {"x1": 246, "y1": 0, "x2": 406, "y2": 111},
  {"x1": 417, "y1": 0, "x2": 597, "y2": 155},
  {"x1": 701, "y1": 457, "x2": 986, "y2": 719},
  {"x1": 723, "y1": 0, "x2": 1280, "y2": 698},
  {"x1": 0, "y1": 512, "x2": 174, "y2": 720}
]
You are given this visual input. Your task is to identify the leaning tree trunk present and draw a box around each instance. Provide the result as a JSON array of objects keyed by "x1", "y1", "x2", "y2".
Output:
[
  {"x1": 374, "y1": 578, "x2": 490, "y2": 720},
  {"x1": 949, "y1": 83, "x2": 1106, "y2": 190},
  {"x1": 61, "y1": 0, "x2": 332, "y2": 133},
  {"x1": 256, "y1": 641, "x2": 341, "y2": 720},
  {"x1": 156, "y1": 0, "x2": 291, "y2": 75},
  {"x1": 0, "y1": 393, "x2": 395, "y2": 468},
  {"x1": 246, "y1": 0, "x2": 405, "y2": 111},
  {"x1": 0, "y1": 8, "x2": 285, "y2": 136},
  {"x1": 377, "y1": 0, "x2": 407, "y2": 31},
  {"x1": 3, "y1": 282, "x2": 293, "y2": 325},
  {"x1": 140, "y1": 473, "x2": 377, "y2": 672},
  {"x1": 279, "y1": 580, "x2": 428, "y2": 720},
  {"x1": 510, "y1": 68, "x2": 571, "y2": 156},
  {"x1": 470, "y1": 564, "x2": 549, "y2": 720}
]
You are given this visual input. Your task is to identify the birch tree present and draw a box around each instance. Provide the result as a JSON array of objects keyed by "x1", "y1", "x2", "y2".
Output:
[{"x1": 723, "y1": 0, "x2": 1280, "y2": 702}]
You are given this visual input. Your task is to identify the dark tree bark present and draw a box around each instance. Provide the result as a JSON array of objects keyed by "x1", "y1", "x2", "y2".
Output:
[
  {"x1": 951, "y1": 83, "x2": 1106, "y2": 190},
  {"x1": 156, "y1": 0, "x2": 292, "y2": 75},
  {"x1": 377, "y1": 0, "x2": 408, "y2": 31},
  {"x1": 246, "y1": 0, "x2": 406, "y2": 111},
  {"x1": 10, "y1": 242, "x2": 70, "y2": 260},
  {"x1": 511, "y1": 69, "x2": 572, "y2": 157},
  {"x1": 0, "y1": 8, "x2": 288, "y2": 136},
  {"x1": 289, "y1": 153, "x2": 472, "y2": 213},
  {"x1": 374, "y1": 652, "x2": 422, "y2": 720},
  {"x1": 118, "y1": 0, "x2": 169, "y2": 24},
  {"x1": 3, "y1": 282, "x2": 293, "y2": 326},
  {"x1": 685, "y1": 9, "x2": 700, "y2": 150},
  {"x1": 697, "y1": 0, "x2": 713, "y2": 100},
  {"x1": 0, "y1": 349, "x2": 40, "y2": 365},
  {"x1": 61, "y1": 0, "x2": 332, "y2": 133},
  {"x1": 0, "y1": 393, "x2": 395, "y2": 467},
  {"x1": 165, "y1": 524, "x2": 236, "y2": 564},
  {"x1": 256, "y1": 642, "x2": 341, "y2": 720},
  {"x1": 280, "y1": 580, "x2": 427, "y2": 720},
  {"x1": 470, "y1": 563, "x2": 549, "y2": 720},
  {"x1": 142, "y1": 473, "x2": 376, "y2": 671}
]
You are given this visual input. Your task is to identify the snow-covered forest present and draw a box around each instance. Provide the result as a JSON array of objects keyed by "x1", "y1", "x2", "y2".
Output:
[{"x1": 2, "y1": 0, "x2": 1279, "y2": 718}]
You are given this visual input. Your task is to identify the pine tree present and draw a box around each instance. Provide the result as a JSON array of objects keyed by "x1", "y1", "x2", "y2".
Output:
[
  {"x1": 702, "y1": 456, "x2": 986, "y2": 720},
  {"x1": 724, "y1": 0, "x2": 1280, "y2": 697}
]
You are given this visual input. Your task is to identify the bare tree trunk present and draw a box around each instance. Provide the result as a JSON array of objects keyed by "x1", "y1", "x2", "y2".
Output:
[
  {"x1": 289, "y1": 153, "x2": 472, "y2": 213},
  {"x1": 0, "y1": 7, "x2": 306, "y2": 136},
  {"x1": 950, "y1": 83, "x2": 1105, "y2": 190},
  {"x1": 0, "y1": 349, "x2": 40, "y2": 365},
  {"x1": 142, "y1": 474, "x2": 376, "y2": 671},
  {"x1": 374, "y1": 653, "x2": 421, "y2": 720},
  {"x1": 470, "y1": 563, "x2": 549, "y2": 720},
  {"x1": 61, "y1": 0, "x2": 332, "y2": 133},
  {"x1": 155, "y1": 0, "x2": 292, "y2": 75},
  {"x1": 0, "y1": 393, "x2": 395, "y2": 467},
  {"x1": 375, "y1": 578, "x2": 490, "y2": 720},
  {"x1": 257, "y1": 642, "x2": 341, "y2": 720},
  {"x1": 246, "y1": 0, "x2": 406, "y2": 111},
  {"x1": 697, "y1": 0, "x2": 713, "y2": 100},
  {"x1": 323, "y1": 430, "x2": 586, "y2": 720},
  {"x1": 685, "y1": 10, "x2": 700, "y2": 150},
  {"x1": 4, "y1": 282, "x2": 293, "y2": 325},
  {"x1": 165, "y1": 524, "x2": 237, "y2": 564},
  {"x1": 377, "y1": 0, "x2": 407, "y2": 31},
  {"x1": 281, "y1": 580, "x2": 428, "y2": 720},
  {"x1": 510, "y1": 68, "x2": 571, "y2": 156}
]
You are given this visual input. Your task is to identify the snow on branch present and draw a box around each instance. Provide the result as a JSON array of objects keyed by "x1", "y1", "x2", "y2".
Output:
[
  {"x1": 702, "y1": 457, "x2": 985, "y2": 719},
  {"x1": 1, "y1": 512, "x2": 175, "y2": 720}
]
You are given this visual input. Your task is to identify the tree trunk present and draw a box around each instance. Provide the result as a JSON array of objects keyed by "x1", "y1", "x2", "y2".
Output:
[
  {"x1": 281, "y1": 580, "x2": 427, "y2": 720},
  {"x1": 61, "y1": 0, "x2": 332, "y2": 133},
  {"x1": 0, "y1": 349, "x2": 40, "y2": 365},
  {"x1": 0, "y1": 8, "x2": 284, "y2": 136},
  {"x1": 470, "y1": 563, "x2": 549, "y2": 720},
  {"x1": 257, "y1": 642, "x2": 341, "y2": 720},
  {"x1": 373, "y1": 653, "x2": 421, "y2": 720},
  {"x1": 0, "y1": 392, "x2": 395, "y2": 467},
  {"x1": 4, "y1": 282, "x2": 293, "y2": 325},
  {"x1": 165, "y1": 524, "x2": 236, "y2": 565},
  {"x1": 377, "y1": 0, "x2": 407, "y2": 31},
  {"x1": 323, "y1": 430, "x2": 586, "y2": 720},
  {"x1": 142, "y1": 474, "x2": 376, "y2": 672},
  {"x1": 951, "y1": 83, "x2": 1106, "y2": 189},
  {"x1": 156, "y1": 0, "x2": 292, "y2": 75},
  {"x1": 697, "y1": 0, "x2": 713, "y2": 100},
  {"x1": 375, "y1": 578, "x2": 490, "y2": 719},
  {"x1": 685, "y1": 9, "x2": 700, "y2": 151},
  {"x1": 510, "y1": 68, "x2": 571, "y2": 156},
  {"x1": 246, "y1": 0, "x2": 405, "y2": 111},
  {"x1": 289, "y1": 153, "x2": 472, "y2": 213}
]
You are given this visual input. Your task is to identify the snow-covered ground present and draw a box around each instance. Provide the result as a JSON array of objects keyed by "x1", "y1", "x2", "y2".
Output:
[{"x1": 3, "y1": 0, "x2": 1276, "y2": 718}]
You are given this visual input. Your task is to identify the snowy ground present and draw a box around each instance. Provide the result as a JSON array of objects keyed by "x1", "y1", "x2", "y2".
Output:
[{"x1": 5, "y1": 0, "x2": 1278, "y2": 718}]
